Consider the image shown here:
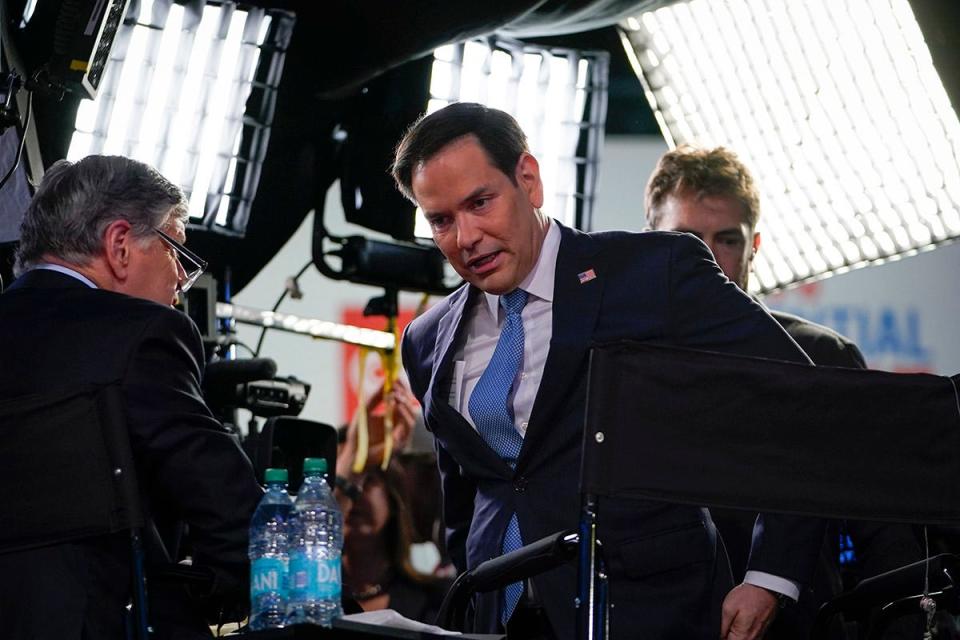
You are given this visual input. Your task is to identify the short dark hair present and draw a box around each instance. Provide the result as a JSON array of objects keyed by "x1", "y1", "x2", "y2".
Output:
[
  {"x1": 645, "y1": 145, "x2": 760, "y2": 230},
  {"x1": 17, "y1": 155, "x2": 186, "y2": 272},
  {"x1": 391, "y1": 102, "x2": 529, "y2": 202}
]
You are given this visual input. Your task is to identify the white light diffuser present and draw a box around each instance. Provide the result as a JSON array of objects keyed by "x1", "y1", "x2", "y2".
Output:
[
  {"x1": 68, "y1": 0, "x2": 295, "y2": 236},
  {"x1": 217, "y1": 303, "x2": 395, "y2": 350},
  {"x1": 621, "y1": 0, "x2": 960, "y2": 293},
  {"x1": 418, "y1": 36, "x2": 609, "y2": 236}
]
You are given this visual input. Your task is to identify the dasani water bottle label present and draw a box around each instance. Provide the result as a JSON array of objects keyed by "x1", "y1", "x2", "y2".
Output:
[
  {"x1": 289, "y1": 554, "x2": 341, "y2": 599},
  {"x1": 251, "y1": 557, "x2": 286, "y2": 597}
]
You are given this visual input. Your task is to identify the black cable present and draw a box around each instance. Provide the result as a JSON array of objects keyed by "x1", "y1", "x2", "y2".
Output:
[
  {"x1": 253, "y1": 258, "x2": 313, "y2": 357},
  {"x1": 0, "y1": 88, "x2": 30, "y2": 192}
]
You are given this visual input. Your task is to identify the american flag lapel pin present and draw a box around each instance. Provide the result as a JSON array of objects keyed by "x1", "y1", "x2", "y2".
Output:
[{"x1": 577, "y1": 268, "x2": 597, "y2": 284}]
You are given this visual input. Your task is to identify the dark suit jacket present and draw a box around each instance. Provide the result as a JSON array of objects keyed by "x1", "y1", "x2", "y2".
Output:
[
  {"x1": 713, "y1": 309, "x2": 922, "y2": 640},
  {"x1": 0, "y1": 269, "x2": 262, "y2": 639},
  {"x1": 402, "y1": 225, "x2": 824, "y2": 639},
  {"x1": 772, "y1": 311, "x2": 867, "y2": 370}
]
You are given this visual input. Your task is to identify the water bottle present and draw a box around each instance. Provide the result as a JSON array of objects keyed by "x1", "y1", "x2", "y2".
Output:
[
  {"x1": 286, "y1": 458, "x2": 344, "y2": 627},
  {"x1": 248, "y1": 468, "x2": 294, "y2": 630}
]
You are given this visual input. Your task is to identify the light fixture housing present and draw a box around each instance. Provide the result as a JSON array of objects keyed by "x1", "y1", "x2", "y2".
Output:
[
  {"x1": 621, "y1": 0, "x2": 960, "y2": 293},
  {"x1": 423, "y1": 35, "x2": 610, "y2": 235},
  {"x1": 67, "y1": 0, "x2": 295, "y2": 237}
]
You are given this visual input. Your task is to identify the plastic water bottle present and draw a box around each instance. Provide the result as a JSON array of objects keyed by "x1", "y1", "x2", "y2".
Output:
[
  {"x1": 248, "y1": 468, "x2": 294, "y2": 630},
  {"x1": 286, "y1": 458, "x2": 344, "y2": 627}
]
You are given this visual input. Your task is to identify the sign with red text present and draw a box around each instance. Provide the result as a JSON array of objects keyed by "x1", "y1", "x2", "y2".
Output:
[{"x1": 763, "y1": 242, "x2": 960, "y2": 375}]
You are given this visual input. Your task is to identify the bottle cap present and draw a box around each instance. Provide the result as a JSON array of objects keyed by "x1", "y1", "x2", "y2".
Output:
[
  {"x1": 303, "y1": 457, "x2": 327, "y2": 474},
  {"x1": 264, "y1": 468, "x2": 288, "y2": 483}
]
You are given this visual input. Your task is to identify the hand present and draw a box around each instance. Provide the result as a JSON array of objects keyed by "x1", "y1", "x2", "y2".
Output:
[
  {"x1": 720, "y1": 583, "x2": 779, "y2": 640},
  {"x1": 336, "y1": 379, "x2": 418, "y2": 480}
]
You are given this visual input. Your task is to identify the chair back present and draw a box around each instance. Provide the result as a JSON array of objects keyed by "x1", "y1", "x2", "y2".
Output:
[
  {"x1": 577, "y1": 341, "x2": 960, "y2": 640},
  {"x1": 0, "y1": 383, "x2": 148, "y2": 639},
  {"x1": 582, "y1": 340, "x2": 960, "y2": 524}
]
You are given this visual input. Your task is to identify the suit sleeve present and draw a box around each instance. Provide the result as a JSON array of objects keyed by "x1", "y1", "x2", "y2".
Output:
[
  {"x1": 841, "y1": 341, "x2": 867, "y2": 369},
  {"x1": 121, "y1": 309, "x2": 262, "y2": 597},
  {"x1": 666, "y1": 234, "x2": 812, "y2": 363},
  {"x1": 666, "y1": 235, "x2": 826, "y2": 587},
  {"x1": 780, "y1": 314, "x2": 868, "y2": 369}
]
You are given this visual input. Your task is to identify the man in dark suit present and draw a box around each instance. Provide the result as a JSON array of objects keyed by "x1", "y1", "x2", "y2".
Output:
[
  {"x1": 391, "y1": 103, "x2": 824, "y2": 640},
  {"x1": 0, "y1": 155, "x2": 262, "y2": 638},
  {"x1": 645, "y1": 145, "x2": 922, "y2": 639}
]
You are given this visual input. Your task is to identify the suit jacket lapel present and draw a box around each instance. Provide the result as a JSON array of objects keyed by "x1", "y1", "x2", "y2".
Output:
[
  {"x1": 422, "y1": 285, "x2": 472, "y2": 422},
  {"x1": 423, "y1": 285, "x2": 513, "y2": 474},
  {"x1": 522, "y1": 225, "x2": 605, "y2": 460}
]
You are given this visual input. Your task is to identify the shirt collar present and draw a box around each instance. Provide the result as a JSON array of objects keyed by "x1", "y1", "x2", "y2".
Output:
[
  {"x1": 33, "y1": 263, "x2": 99, "y2": 289},
  {"x1": 482, "y1": 217, "x2": 559, "y2": 320}
]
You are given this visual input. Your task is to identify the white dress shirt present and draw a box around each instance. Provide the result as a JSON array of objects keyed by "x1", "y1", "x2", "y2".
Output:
[
  {"x1": 449, "y1": 219, "x2": 559, "y2": 435},
  {"x1": 34, "y1": 264, "x2": 98, "y2": 288}
]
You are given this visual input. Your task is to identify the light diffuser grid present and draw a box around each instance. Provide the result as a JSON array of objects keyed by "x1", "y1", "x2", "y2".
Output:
[
  {"x1": 67, "y1": 0, "x2": 295, "y2": 236},
  {"x1": 418, "y1": 36, "x2": 609, "y2": 236},
  {"x1": 621, "y1": 0, "x2": 960, "y2": 293}
]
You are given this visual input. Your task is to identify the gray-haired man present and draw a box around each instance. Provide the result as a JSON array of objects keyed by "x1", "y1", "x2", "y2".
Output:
[{"x1": 0, "y1": 155, "x2": 262, "y2": 639}]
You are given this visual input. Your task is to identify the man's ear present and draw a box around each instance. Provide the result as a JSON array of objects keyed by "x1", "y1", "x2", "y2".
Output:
[
  {"x1": 751, "y1": 230, "x2": 761, "y2": 260},
  {"x1": 102, "y1": 219, "x2": 134, "y2": 281},
  {"x1": 516, "y1": 152, "x2": 544, "y2": 209}
]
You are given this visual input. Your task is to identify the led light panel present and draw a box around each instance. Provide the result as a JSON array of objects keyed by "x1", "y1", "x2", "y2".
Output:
[
  {"x1": 68, "y1": 0, "x2": 295, "y2": 236},
  {"x1": 621, "y1": 0, "x2": 960, "y2": 293},
  {"x1": 419, "y1": 37, "x2": 609, "y2": 236}
]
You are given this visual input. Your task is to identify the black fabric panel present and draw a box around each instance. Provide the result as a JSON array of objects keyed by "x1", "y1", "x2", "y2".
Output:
[
  {"x1": 336, "y1": 55, "x2": 433, "y2": 240},
  {"x1": 0, "y1": 384, "x2": 142, "y2": 553},
  {"x1": 582, "y1": 341, "x2": 960, "y2": 524}
]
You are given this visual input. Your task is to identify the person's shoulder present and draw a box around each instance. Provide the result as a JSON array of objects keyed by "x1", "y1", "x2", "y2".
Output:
[
  {"x1": 584, "y1": 227, "x2": 663, "y2": 243},
  {"x1": 405, "y1": 282, "x2": 470, "y2": 337},
  {"x1": 81, "y1": 293, "x2": 204, "y2": 363},
  {"x1": 553, "y1": 218, "x2": 701, "y2": 249},
  {"x1": 96, "y1": 290, "x2": 196, "y2": 331},
  {"x1": 769, "y1": 309, "x2": 865, "y2": 367},
  {"x1": 401, "y1": 284, "x2": 472, "y2": 391},
  {"x1": 575, "y1": 229, "x2": 712, "y2": 276},
  {"x1": 585, "y1": 228, "x2": 708, "y2": 254},
  {"x1": 769, "y1": 309, "x2": 846, "y2": 343},
  {"x1": 10, "y1": 278, "x2": 190, "y2": 334}
]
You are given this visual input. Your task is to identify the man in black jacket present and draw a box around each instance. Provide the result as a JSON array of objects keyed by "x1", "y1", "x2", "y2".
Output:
[
  {"x1": 0, "y1": 155, "x2": 262, "y2": 639},
  {"x1": 646, "y1": 145, "x2": 922, "y2": 639}
]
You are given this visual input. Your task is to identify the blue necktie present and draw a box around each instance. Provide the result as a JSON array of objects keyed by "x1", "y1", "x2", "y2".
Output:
[{"x1": 468, "y1": 288, "x2": 528, "y2": 625}]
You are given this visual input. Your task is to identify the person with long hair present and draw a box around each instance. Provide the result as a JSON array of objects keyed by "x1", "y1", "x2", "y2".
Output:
[{"x1": 336, "y1": 382, "x2": 452, "y2": 624}]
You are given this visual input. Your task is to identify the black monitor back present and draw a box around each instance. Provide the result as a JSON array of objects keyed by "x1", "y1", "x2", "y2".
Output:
[{"x1": 252, "y1": 417, "x2": 338, "y2": 493}]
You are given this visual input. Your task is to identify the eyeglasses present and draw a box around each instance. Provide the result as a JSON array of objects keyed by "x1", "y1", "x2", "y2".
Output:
[{"x1": 154, "y1": 228, "x2": 209, "y2": 294}]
